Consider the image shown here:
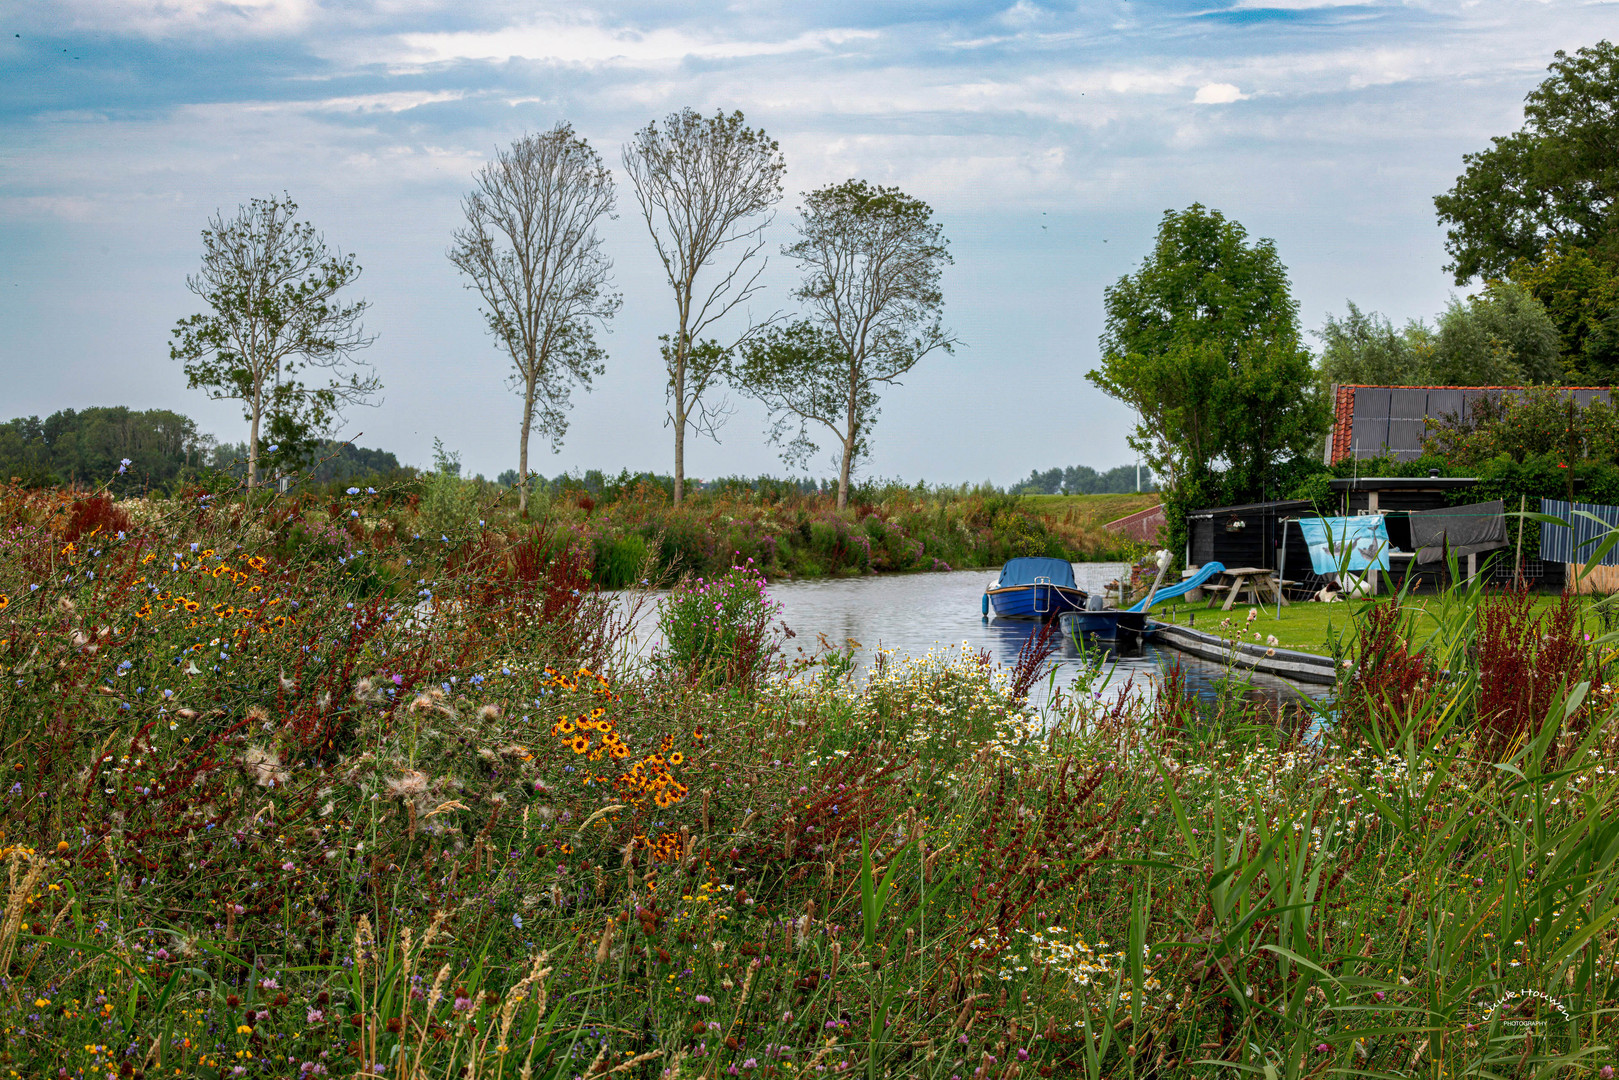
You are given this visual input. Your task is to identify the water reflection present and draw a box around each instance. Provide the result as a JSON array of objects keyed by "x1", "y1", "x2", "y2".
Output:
[{"x1": 620, "y1": 564, "x2": 1331, "y2": 714}]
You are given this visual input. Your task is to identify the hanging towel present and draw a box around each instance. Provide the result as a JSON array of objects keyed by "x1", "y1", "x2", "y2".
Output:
[{"x1": 1408, "y1": 500, "x2": 1507, "y2": 565}]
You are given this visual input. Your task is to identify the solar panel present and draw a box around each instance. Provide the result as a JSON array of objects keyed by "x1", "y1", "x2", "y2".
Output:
[{"x1": 1344, "y1": 386, "x2": 1613, "y2": 462}]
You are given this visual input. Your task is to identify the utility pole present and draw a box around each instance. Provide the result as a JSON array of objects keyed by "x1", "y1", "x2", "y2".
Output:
[{"x1": 1135, "y1": 460, "x2": 1141, "y2": 493}]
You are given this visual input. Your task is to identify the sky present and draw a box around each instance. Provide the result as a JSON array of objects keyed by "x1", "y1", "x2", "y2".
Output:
[{"x1": 0, "y1": 1, "x2": 1608, "y2": 486}]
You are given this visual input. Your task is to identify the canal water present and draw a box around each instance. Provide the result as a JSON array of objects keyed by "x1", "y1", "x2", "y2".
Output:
[{"x1": 620, "y1": 563, "x2": 1331, "y2": 715}]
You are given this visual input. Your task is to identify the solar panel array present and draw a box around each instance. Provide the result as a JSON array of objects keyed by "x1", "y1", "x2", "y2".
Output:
[{"x1": 1341, "y1": 386, "x2": 1613, "y2": 461}]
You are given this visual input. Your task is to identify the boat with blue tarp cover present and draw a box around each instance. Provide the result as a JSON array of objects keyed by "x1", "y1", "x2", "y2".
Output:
[{"x1": 981, "y1": 557, "x2": 1088, "y2": 620}]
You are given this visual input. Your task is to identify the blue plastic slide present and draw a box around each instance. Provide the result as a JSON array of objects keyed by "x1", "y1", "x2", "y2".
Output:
[{"x1": 1126, "y1": 561, "x2": 1226, "y2": 613}]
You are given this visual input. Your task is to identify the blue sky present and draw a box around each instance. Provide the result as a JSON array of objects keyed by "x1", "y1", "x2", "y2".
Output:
[{"x1": 0, "y1": 0, "x2": 1607, "y2": 484}]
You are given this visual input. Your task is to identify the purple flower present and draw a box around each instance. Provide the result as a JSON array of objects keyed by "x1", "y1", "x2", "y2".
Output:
[
  {"x1": 695, "y1": 995, "x2": 712, "y2": 1004},
  {"x1": 118, "y1": 458, "x2": 131, "y2": 474},
  {"x1": 307, "y1": 1007, "x2": 325, "y2": 1023}
]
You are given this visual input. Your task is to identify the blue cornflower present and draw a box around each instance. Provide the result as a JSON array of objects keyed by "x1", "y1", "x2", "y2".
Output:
[{"x1": 347, "y1": 487, "x2": 360, "y2": 495}]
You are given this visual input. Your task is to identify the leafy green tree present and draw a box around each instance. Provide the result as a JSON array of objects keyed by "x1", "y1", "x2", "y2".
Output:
[
  {"x1": 170, "y1": 194, "x2": 379, "y2": 491},
  {"x1": 1089, "y1": 204, "x2": 1328, "y2": 506},
  {"x1": 734, "y1": 181, "x2": 954, "y2": 510},
  {"x1": 1315, "y1": 302, "x2": 1432, "y2": 386},
  {"x1": 1435, "y1": 40, "x2": 1619, "y2": 284},
  {"x1": 1317, "y1": 284, "x2": 1561, "y2": 387},
  {"x1": 1511, "y1": 240, "x2": 1619, "y2": 380},
  {"x1": 1431, "y1": 280, "x2": 1562, "y2": 384}
]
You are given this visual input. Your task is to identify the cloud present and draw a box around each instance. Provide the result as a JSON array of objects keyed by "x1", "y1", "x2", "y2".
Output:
[
  {"x1": 375, "y1": 19, "x2": 879, "y2": 67},
  {"x1": 54, "y1": 0, "x2": 319, "y2": 38},
  {"x1": 1193, "y1": 82, "x2": 1246, "y2": 104}
]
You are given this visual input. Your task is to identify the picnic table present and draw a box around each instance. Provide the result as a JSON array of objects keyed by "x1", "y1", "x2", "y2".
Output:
[{"x1": 1203, "y1": 566, "x2": 1290, "y2": 611}]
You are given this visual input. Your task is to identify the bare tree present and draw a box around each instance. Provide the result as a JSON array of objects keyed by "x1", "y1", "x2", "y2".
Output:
[
  {"x1": 622, "y1": 108, "x2": 785, "y2": 504},
  {"x1": 735, "y1": 181, "x2": 954, "y2": 509},
  {"x1": 170, "y1": 193, "x2": 378, "y2": 491},
  {"x1": 450, "y1": 124, "x2": 620, "y2": 514}
]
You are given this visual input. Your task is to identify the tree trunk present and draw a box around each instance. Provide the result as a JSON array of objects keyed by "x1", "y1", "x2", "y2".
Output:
[
  {"x1": 673, "y1": 378, "x2": 686, "y2": 506},
  {"x1": 837, "y1": 368, "x2": 858, "y2": 511},
  {"x1": 837, "y1": 433, "x2": 854, "y2": 512},
  {"x1": 247, "y1": 387, "x2": 261, "y2": 492},
  {"x1": 518, "y1": 379, "x2": 535, "y2": 517},
  {"x1": 672, "y1": 315, "x2": 688, "y2": 506}
]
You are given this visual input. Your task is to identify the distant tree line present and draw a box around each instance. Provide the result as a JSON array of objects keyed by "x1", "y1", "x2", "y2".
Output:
[
  {"x1": 1011, "y1": 464, "x2": 1157, "y2": 495},
  {"x1": 0, "y1": 407, "x2": 212, "y2": 493},
  {"x1": 0, "y1": 406, "x2": 404, "y2": 494}
]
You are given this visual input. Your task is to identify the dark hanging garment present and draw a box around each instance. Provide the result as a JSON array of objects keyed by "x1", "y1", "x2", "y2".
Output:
[{"x1": 1408, "y1": 500, "x2": 1507, "y2": 564}]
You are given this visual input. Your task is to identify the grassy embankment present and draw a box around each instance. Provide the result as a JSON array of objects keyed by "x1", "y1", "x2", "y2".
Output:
[
  {"x1": 1018, "y1": 493, "x2": 1160, "y2": 533},
  {"x1": 405, "y1": 477, "x2": 1151, "y2": 587},
  {"x1": 2, "y1": 483, "x2": 1617, "y2": 1080}
]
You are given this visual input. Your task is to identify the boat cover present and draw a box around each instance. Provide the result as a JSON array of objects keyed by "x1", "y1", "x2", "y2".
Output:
[{"x1": 995, "y1": 557, "x2": 1077, "y2": 589}]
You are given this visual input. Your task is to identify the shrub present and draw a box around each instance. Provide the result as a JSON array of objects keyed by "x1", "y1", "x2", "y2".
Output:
[
  {"x1": 656, "y1": 562, "x2": 783, "y2": 688},
  {"x1": 593, "y1": 533, "x2": 651, "y2": 589},
  {"x1": 416, "y1": 471, "x2": 482, "y2": 538}
]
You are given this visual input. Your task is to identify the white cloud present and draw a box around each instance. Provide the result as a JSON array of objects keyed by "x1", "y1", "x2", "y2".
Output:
[
  {"x1": 1194, "y1": 82, "x2": 1246, "y2": 104},
  {"x1": 1227, "y1": 0, "x2": 1379, "y2": 8},
  {"x1": 56, "y1": 0, "x2": 318, "y2": 38},
  {"x1": 375, "y1": 19, "x2": 878, "y2": 67}
]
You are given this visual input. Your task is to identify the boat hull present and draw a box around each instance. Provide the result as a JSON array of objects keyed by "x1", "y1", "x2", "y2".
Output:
[
  {"x1": 1060, "y1": 610, "x2": 1158, "y2": 648},
  {"x1": 1153, "y1": 624, "x2": 1338, "y2": 685},
  {"x1": 986, "y1": 583, "x2": 1088, "y2": 621},
  {"x1": 1064, "y1": 609, "x2": 1149, "y2": 639}
]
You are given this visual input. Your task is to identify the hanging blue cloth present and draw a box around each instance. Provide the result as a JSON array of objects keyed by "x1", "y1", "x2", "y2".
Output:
[{"x1": 1298, "y1": 516, "x2": 1391, "y2": 575}]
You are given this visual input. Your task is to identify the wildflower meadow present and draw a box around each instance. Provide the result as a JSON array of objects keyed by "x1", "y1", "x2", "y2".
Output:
[{"x1": 2, "y1": 478, "x2": 1618, "y2": 1079}]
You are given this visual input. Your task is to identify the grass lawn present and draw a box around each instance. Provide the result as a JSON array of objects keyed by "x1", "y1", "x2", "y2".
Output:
[
  {"x1": 1145, "y1": 588, "x2": 1607, "y2": 657},
  {"x1": 1147, "y1": 593, "x2": 1354, "y2": 655},
  {"x1": 1023, "y1": 491, "x2": 1160, "y2": 530}
]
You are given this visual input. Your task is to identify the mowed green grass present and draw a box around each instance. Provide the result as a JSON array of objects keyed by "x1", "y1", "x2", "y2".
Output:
[
  {"x1": 1146, "y1": 588, "x2": 1606, "y2": 657},
  {"x1": 1022, "y1": 491, "x2": 1160, "y2": 530}
]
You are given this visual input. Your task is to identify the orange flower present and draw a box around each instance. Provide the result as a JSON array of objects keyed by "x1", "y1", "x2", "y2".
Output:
[
  {"x1": 669, "y1": 752, "x2": 684, "y2": 766},
  {"x1": 570, "y1": 736, "x2": 590, "y2": 754}
]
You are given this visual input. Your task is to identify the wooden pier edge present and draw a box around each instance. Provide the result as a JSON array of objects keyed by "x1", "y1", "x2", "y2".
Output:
[{"x1": 1154, "y1": 623, "x2": 1340, "y2": 685}]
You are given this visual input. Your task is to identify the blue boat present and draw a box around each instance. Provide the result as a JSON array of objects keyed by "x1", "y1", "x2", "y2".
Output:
[
  {"x1": 1059, "y1": 561, "x2": 1228, "y2": 645},
  {"x1": 1063, "y1": 605, "x2": 1153, "y2": 641},
  {"x1": 982, "y1": 557, "x2": 1088, "y2": 620}
]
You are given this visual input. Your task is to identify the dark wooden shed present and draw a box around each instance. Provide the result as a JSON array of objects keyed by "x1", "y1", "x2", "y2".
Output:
[{"x1": 1187, "y1": 500, "x2": 1317, "y2": 596}]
